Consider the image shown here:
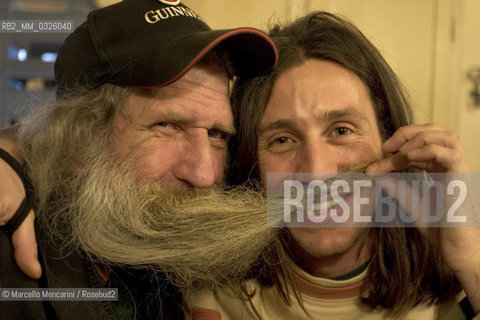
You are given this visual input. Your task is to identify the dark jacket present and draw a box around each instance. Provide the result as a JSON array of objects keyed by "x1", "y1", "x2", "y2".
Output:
[{"x1": 0, "y1": 228, "x2": 184, "y2": 320}]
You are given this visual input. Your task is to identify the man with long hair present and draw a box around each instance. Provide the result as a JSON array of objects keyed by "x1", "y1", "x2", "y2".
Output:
[
  {"x1": 2, "y1": 8, "x2": 479, "y2": 320},
  {"x1": 186, "y1": 12, "x2": 480, "y2": 319},
  {"x1": 0, "y1": 0, "x2": 278, "y2": 318}
]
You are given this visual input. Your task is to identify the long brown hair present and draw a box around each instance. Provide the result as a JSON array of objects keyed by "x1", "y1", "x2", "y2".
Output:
[{"x1": 229, "y1": 12, "x2": 460, "y2": 316}]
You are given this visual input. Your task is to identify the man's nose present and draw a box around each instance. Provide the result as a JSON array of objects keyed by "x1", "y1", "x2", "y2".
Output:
[
  {"x1": 296, "y1": 142, "x2": 339, "y2": 174},
  {"x1": 173, "y1": 133, "x2": 218, "y2": 188}
]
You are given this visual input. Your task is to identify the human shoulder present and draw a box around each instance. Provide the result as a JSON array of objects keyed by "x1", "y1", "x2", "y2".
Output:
[{"x1": 185, "y1": 281, "x2": 260, "y2": 320}]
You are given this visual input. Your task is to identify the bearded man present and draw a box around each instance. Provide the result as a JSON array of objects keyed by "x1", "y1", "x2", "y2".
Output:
[{"x1": 0, "y1": 0, "x2": 278, "y2": 319}]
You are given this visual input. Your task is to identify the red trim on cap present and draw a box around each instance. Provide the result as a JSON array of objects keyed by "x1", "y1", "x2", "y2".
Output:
[
  {"x1": 158, "y1": 0, "x2": 180, "y2": 5},
  {"x1": 136, "y1": 28, "x2": 278, "y2": 90}
]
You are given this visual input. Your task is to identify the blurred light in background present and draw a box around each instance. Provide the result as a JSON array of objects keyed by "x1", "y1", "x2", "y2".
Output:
[
  {"x1": 7, "y1": 45, "x2": 28, "y2": 62},
  {"x1": 41, "y1": 52, "x2": 57, "y2": 63},
  {"x1": 7, "y1": 78, "x2": 26, "y2": 91}
]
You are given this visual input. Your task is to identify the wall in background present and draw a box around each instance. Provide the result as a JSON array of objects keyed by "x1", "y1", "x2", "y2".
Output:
[
  {"x1": 185, "y1": 0, "x2": 479, "y2": 170},
  {"x1": 458, "y1": 0, "x2": 480, "y2": 171},
  {"x1": 183, "y1": 0, "x2": 442, "y2": 125}
]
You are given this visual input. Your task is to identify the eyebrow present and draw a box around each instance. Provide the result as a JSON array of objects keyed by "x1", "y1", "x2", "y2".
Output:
[
  {"x1": 155, "y1": 111, "x2": 237, "y2": 135},
  {"x1": 216, "y1": 124, "x2": 237, "y2": 136},
  {"x1": 259, "y1": 119, "x2": 298, "y2": 135},
  {"x1": 324, "y1": 108, "x2": 369, "y2": 121},
  {"x1": 259, "y1": 107, "x2": 369, "y2": 135}
]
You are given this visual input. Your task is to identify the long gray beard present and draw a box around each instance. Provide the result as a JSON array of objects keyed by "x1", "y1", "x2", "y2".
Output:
[{"x1": 39, "y1": 153, "x2": 279, "y2": 291}]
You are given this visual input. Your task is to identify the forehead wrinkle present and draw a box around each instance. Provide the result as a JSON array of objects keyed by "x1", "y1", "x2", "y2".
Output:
[
  {"x1": 149, "y1": 83, "x2": 230, "y2": 121},
  {"x1": 322, "y1": 108, "x2": 370, "y2": 123},
  {"x1": 261, "y1": 107, "x2": 370, "y2": 135},
  {"x1": 216, "y1": 123, "x2": 236, "y2": 135},
  {"x1": 170, "y1": 74, "x2": 229, "y2": 102},
  {"x1": 133, "y1": 90, "x2": 236, "y2": 135},
  {"x1": 260, "y1": 119, "x2": 300, "y2": 135}
]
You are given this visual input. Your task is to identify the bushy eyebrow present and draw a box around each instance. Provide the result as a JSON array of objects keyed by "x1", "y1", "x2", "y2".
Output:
[
  {"x1": 153, "y1": 110, "x2": 236, "y2": 135},
  {"x1": 324, "y1": 108, "x2": 369, "y2": 121},
  {"x1": 260, "y1": 119, "x2": 298, "y2": 135},
  {"x1": 215, "y1": 124, "x2": 236, "y2": 136}
]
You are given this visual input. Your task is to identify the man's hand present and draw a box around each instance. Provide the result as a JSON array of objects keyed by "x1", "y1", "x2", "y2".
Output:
[
  {"x1": 0, "y1": 130, "x2": 42, "y2": 280},
  {"x1": 367, "y1": 123, "x2": 469, "y2": 173},
  {"x1": 367, "y1": 123, "x2": 480, "y2": 312}
]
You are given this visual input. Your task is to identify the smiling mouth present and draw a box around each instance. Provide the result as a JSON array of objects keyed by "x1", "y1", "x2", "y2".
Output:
[
  {"x1": 312, "y1": 197, "x2": 342, "y2": 211},
  {"x1": 301, "y1": 191, "x2": 352, "y2": 213}
]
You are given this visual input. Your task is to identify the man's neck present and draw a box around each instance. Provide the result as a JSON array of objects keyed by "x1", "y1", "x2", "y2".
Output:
[{"x1": 288, "y1": 236, "x2": 371, "y2": 279}]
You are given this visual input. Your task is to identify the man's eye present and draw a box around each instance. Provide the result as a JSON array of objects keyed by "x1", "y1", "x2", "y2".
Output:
[
  {"x1": 258, "y1": 131, "x2": 297, "y2": 153},
  {"x1": 263, "y1": 135, "x2": 296, "y2": 153},
  {"x1": 208, "y1": 129, "x2": 230, "y2": 149},
  {"x1": 274, "y1": 136, "x2": 290, "y2": 144},
  {"x1": 333, "y1": 127, "x2": 351, "y2": 136},
  {"x1": 208, "y1": 129, "x2": 220, "y2": 139},
  {"x1": 152, "y1": 122, "x2": 179, "y2": 135},
  {"x1": 207, "y1": 129, "x2": 230, "y2": 141}
]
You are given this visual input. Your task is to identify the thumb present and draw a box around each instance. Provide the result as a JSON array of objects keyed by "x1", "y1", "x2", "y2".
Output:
[{"x1": 11, "y1": 210, "x2": 42, "y2": 279}]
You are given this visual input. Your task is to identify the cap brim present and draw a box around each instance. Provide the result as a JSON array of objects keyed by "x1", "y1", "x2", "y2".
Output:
[{"x1": 108, "y1": 28, "x2": 278, "y2": 88}]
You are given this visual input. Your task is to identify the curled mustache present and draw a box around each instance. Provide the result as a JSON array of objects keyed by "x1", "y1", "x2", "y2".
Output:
[{"x1": 42, "y1": 154, "x2": 283, "y2": 291}]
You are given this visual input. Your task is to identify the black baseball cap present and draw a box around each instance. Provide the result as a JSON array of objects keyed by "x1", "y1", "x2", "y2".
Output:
[{"x1": 55, "y1": 0, "x2": 278, "y2": 98}]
